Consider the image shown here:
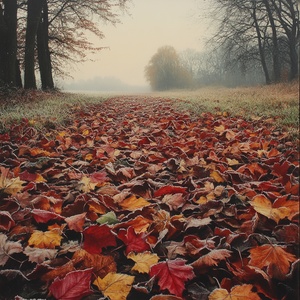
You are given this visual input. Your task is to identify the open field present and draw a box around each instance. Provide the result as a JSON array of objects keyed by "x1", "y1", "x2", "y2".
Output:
[
  {"x1": 152, "y1": 81, "x2": 299, "y2": 137},
  {"x1": 0, "y1": 82, "x2": 299, "y2": 138}
]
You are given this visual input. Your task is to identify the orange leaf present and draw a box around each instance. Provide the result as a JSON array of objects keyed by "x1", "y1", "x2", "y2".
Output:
[
  {"x1": 72, "y1": 249, "x2": 117, "y2": 278},
  {"x1": 191, "y1": 249, "x2": 232, "y2": 270},
  {"x1": 119, "y1": 195, "x2": 151, "y2": 211},
  {"x1": 249, "y1": 244, "x2": 297, "y2": 279}
]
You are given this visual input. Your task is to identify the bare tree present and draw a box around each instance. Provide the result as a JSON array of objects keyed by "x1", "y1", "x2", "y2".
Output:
[{"x1": 209, "y1": 0, "x2": 299, "y2": 84}]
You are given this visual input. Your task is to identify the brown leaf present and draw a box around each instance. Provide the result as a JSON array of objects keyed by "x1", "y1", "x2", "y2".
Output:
[
  {"x1": 249, "y1": 244, "x2": 297, "y2": 279},
  {"x1": 191, "y1": 249, "x2": 232, "y2": 271}
]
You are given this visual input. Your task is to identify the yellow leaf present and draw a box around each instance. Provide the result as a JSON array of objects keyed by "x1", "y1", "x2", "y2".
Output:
[
  {"x1": 0, "y1": 168, "x2": 25, "y2": 195},
  {"x1": 58, "y1": 131, "x2": 68, "y2": 137},
  {"x1": 85, "y1": 153, "x2": 94, "y2": 161},
  {"x1": 28, "y1": 229, "x2": 62, "y2": 249},
  {"x1": 82, "y1": 129, "x2": 90, "y2": 136},
  {"x1": 35, "y1": 174, "x2": 47, "y2": 183},
  {"x1": 226, "y1": 158, "x2": 240, "y2": 166},
  {"x1": 250, "y1": 195, "x2": 290, "y2": 223},
  {"x1": 119, "y1": 195, "x2": 151, "y2": 211},
  {"x1": 78, "y1": 176, "x2": 97, "y2": 193},
  {"x1": 209, "y1": 284, "x2": 260, "y2": 300},
  {"x1": 210, "y1": 170, "x2": 225, "y2": 183},
  {"x1": 93, "y1": 272, "x2": 134, "y2": 300},
  {"x1": 127, "y1": 251, "x2": 159, "y2": 274},
  {"x1": 214, "y1": 124, "x2": 225, "y2": 133}
]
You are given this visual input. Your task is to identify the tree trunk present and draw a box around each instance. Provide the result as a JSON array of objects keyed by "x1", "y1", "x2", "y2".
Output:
[
  {"x1": 263, "y1": 0, "x2": 281, "y2": 82},
  {"x1": 24, "y1": 0, "x2": 43, "y2": 89},
  {"x1": 252, "y1": 2, "x2": 271, "y2": 84},
  {"x1": 271, "y1": 0, "x2": 299, "y2": 81},
  {"x1": 3, "y1": 0, "x2": 18, "y2": 87},
  {"x1": 0, "y1": 4, "x2": 6, "y2": 85},
  {"x1": 37, "y1": 0, "x2": 54, "y2": 90}
]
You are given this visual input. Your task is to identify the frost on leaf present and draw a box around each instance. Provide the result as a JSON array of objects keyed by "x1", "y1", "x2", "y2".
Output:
[
  {"x1": 250, "y1": 194, "x2": 290, "y2": 223},
  {"x1": 150, "y1": 258, "x2": 195, "y2": 297},
  {"x1": 0, "y1": 167, "x2": 25, "y2": 195},
  {"x1": 249, "y1": 244, "x2": 297, "y2": 279},
  {"x1": 0, "y1": 233, "x2": 22, "y2": 266},
  {"x1": 93, "y1": 272, "x2": 134, "y2": 300},
  {"x1": 209, "y1": 284, "x2": 260, "y2": 300},
  {"x1": 24, "y1": 246, "x2": 57, "y2": 263},
  {"x1": 127, "y1": 251, "x2": 159, "y2": 274},
  {"x1": 49, "y1": 269, "x2": 93, "y2": 300},
  {"x1": 28, "y1": 229, "x2": 62, "y2": 249},
  {"x1": 117, "y1": 226, "x2": 150, "y2": 255}
]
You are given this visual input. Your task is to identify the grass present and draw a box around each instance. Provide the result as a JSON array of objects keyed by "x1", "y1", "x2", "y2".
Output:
[
  {"x1": 0, "y1": 91, "x2": 108, "y2": 133},
  {"x1": 152, "y1": 81, "x2": 299, "y2": 138},
  {"x1": 0, "y1": 82, "x2": 299, "y2": 138}
]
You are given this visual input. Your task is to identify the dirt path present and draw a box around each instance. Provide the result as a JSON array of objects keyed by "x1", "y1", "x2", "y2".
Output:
[{"x1": 0, "y1": 96, "x2": 299, "y2": 299}]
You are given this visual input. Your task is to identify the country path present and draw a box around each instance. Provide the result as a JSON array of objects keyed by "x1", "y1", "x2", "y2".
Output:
[{"x1": 0, "y1": 95, "x2": 298, "y2": 299}]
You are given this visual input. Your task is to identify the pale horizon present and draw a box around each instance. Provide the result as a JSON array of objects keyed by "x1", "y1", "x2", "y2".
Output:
[{"x1": 61, "y1": 0, "x2": 213, "y2": 89}]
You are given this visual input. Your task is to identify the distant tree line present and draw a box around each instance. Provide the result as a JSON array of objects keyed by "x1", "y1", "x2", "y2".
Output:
[
  {"x1": 0, "y1": 0, "x2": 128, "y2": 91},
  {"x1": 145, "y1": 0, "x2": 299, "y2": 90},
  {"x1": 210, "y1": 0, "x2": 299, "y2": 85}
]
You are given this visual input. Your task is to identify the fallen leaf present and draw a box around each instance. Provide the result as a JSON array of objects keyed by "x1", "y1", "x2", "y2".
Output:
[
  {"x1": 150, "y1": 258, "x2": 195, "y2": 297},
  {"x1": 119, "y1": 195, "x2": 151, "y2": 211},
  {"x1": 249, "y1": 194, "x2": 290, "y2": 223},
  {"x1": 0, "y1": 167, "x2": 25, "y2": 195},
  {"x1": 154, "y1": 186, "x2": 187, "y2": 197},
  {"x1": 24, "y1": 246, "x2": 57, "y2": 263},
  {"x1": 72, "y1": 249, "x2": 117, "y2": 278},
  {"x1": 93, "y1": 272, "x2": 135, "y2": 300},
  {"x1": 248, "y1": 244, "x2": 297, "y2": 279},
  {"x1": 191, "y1": 249, "x2": 232, "y2": 270},
  {"x1": 209, "y1": 284, "x2": 260, "y2": 300},
  {"x1": 0, "y1": 233, "x2": 22, "y2": 266},
  {"x1": 117, "y1": 226, "x2": 150, "y2": 255},
  {"x1": 32, "y1": 209, "x2": 65, "y2": 223},
  {"x1": 83, "y1": 224, "x2": 116, "y2": 254},
  {"x1": 0, "y1": 211, "x2": 15, "y2": 231},
  {"x1": 96, "y1": 211, "x2": 119, "y2": 225},
  {"x1": 128, "y1": 251, "x2": 159, "y2": 273},
  {"x1": 78, "y1": 175, "x2": 97, "y2": 193},
  {"x1": 65, "y1": 213, "x2": 86, "y2": 232},
  {"x1": 49, "y1": 269, "x2": 93, "y2": 300},
  {"x1": 162, "y1": 193, "x2": 185, "y2": 210},
  {"x1": 28, "y1": 229, "x2": 62, "y2": 249}
]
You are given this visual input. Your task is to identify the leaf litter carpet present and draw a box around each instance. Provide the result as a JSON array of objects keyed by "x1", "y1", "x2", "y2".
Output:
[{"x1": 0, "y1": 96, "x2": 299, "y2": 300}]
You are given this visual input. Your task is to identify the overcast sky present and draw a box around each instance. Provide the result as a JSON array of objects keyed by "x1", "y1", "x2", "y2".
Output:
[{"x1": 63, "y1": 0, "x2": 213, "y2": 87}]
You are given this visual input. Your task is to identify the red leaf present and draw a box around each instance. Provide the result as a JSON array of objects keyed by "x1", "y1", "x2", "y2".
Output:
[
  {"x1": 150, "y1": 259, "x2": 195, "y2": 297},
  {"x1": 90, "y1": 171, "x2": 108, "y2": 184},
  {"x1": 154, "y1": 186, "x2": 187, "y2": 197},
  {"x1": 83, "y1": 225, "x2": 116, "y2": 254},
  {"x1": 32, "y1": 209, "x2": 65, "y2": 223},
  {"x1": 49, "y1": 269, "x2": 93, "y2": 300},
  {"x1": 117, "y1": 226, "x2": 150, "y2": 255}
]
